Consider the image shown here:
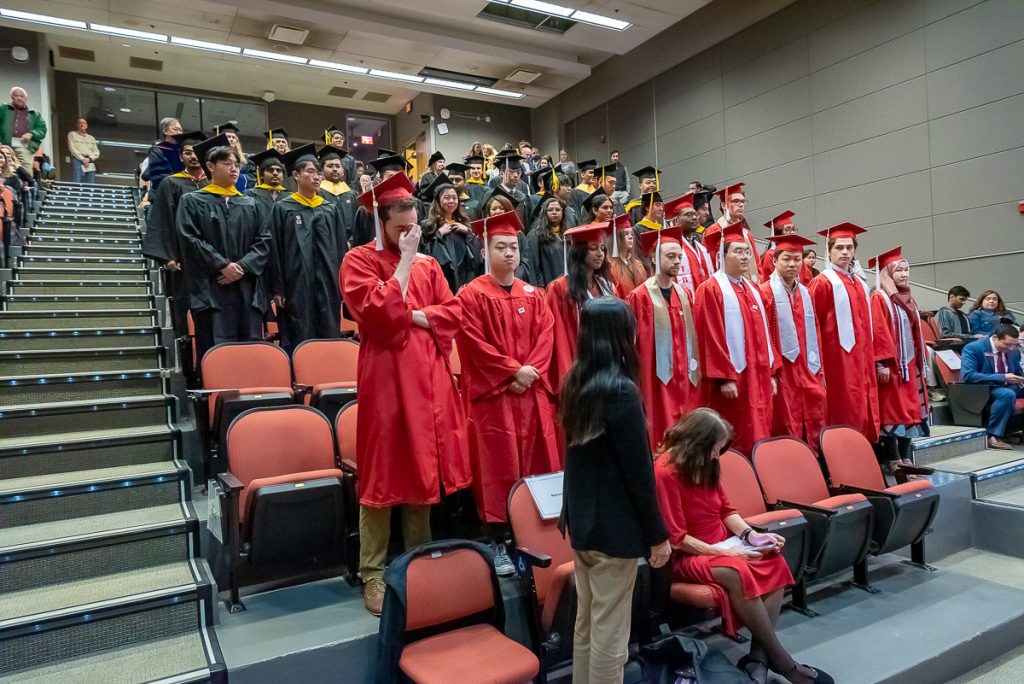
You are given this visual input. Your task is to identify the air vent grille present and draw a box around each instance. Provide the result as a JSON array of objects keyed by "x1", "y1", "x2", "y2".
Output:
[
  {"x1": 362, "y1": 92, "x2": 391, "y2": 103},
  {"x1": 57, "y1": 46, "x2": 96, "y2": 62},
  {"x1": 329, "y1": 86, "x2": 358, "y2": 98},
  {"x1": 129, "y1": 57, "x2": 163, "y2": 71}
]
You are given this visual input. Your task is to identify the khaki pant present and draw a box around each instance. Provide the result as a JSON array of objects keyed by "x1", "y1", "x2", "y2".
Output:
[
  {"x1": 13, "y1": 145, "x2": 33, "y2": 174},
  {"x1": 572, "y1": 549, "x2": 638, "y2": 684},
  {"x1": 359, "y1": 504, "x2": 432, "y2": 581}
]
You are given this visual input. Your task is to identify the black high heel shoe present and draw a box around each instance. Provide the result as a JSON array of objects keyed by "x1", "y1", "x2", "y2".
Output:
[
  {"x1": 737, "y1": 654, "x2": 769, "y2": 684},
  {"x1": 774, "y1": 662, "x2": 835, "y2": 684}
]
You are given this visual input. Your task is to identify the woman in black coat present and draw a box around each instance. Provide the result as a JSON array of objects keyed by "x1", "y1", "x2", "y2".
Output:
[{"x1": 559, "y1": 296, "x2": 671, "y2": 683}]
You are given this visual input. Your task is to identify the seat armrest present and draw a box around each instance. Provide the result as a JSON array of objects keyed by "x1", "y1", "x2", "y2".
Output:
[
  {"x1": 515, "y1": 546, "x2": 553, "y2": 569},
  {"x1": 833, "y1": 484, "x2": 896, "y2": 500},
  {"x1": 894, "y1": 463, "x2": 934, "y2": 484},
  {"x1": 776, "y1": 500, "x2": 835, "y2": 517},
  {"x1": 340, "y1": 459, "x2": 358, "y2": 474},
  {"x1": 217, "y1": 471, "x2": 244, "y2": 492},
  {"x1": 292, "y1": 382, "x2": 312, "y2": 397}
]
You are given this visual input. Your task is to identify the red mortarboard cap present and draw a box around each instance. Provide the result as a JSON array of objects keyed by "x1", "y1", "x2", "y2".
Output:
[
  {"x1": 637, "y1": 226, "x2": 683, "y2": 257},
  {"x1": 868, "y1": 245, "x2": 904, "y2": 270},
  {"x1": 722, "y1": 221, "x2": 747, "y2": 244},
  {"x1": 763, "y1": 210, "x2": 795, "y2": 233},
  {"x1": 714, "y1": 183, "x2": 745, "y2": 202},
  {"x1": 564, "y1": 221, "x2": 613, "y2": 244},
  {"x1": 357, "y1": 172, "x2": 415, "y2": 213},
  {"x1": 663, "y1": 193, "x2": 695, "y2": 217},
  {"x1": 766, "y1": 233, "x2": 815, "y2": 253},
  {"x1": 613, "y1": 213, "x2": 633, "y2": 232},
  {"x1": 818, "y1": 222, "x2": 868, "y2": 240},
  {"x1": 470, "y1": 210, "x2": 522, "y2": 240}
]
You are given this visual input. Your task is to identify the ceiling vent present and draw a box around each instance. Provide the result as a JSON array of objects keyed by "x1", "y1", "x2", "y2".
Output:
[
  {"x1": 362, "y1": 92, "x2": 392, "y2": 103},
  {"x1": 329, "y1": 86, "x2": 358, "y2": 99},
  {"x1": 57, "y1": 46, "x2": 95, "y2": 62},
  {"x1": 268, "y1": 24, "x2": 309, "y2": 45},
  {"x1": 130, "y1": 56, "x2": 163, "y2": 71},
  {"x1": 505, "y1": 69, "x2": 541, "y2": 84},
  {"x1": 418, "y1": 66, "x2": 497, "y2": 88}
]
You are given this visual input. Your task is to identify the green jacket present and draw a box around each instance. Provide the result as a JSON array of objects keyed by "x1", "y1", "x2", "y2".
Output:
[{"x1": 0, "y1": 104, "x2": 47, "y2": 153}]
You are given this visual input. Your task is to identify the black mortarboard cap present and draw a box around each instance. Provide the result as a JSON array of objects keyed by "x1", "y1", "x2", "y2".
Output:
[
  {"x1": 213, "y1": 122, "x2": 240, "y2": 135},
  {"x1": 191, "y1": 133, "x2": 230, "y2": 169},
  {"x1": 281, "y1": 143, "x2": 319, "y2": 175},
  {"x1": 641, "y1": 191, "x2": 663, "y2": 209},
  {"x1": 317, "y1": 144, "x2": 348, "y2": 162},
  {"x1": 582, "y1": 187, "x2": 610, "y2": 212},
  {"x1": 483, "y1": 184, "x2": 520, "y2": 210},
  {"x1": 632, "y1": 165, "x2": 660, "y2": 180},
  {"x1": 375, "y1": 147, "x2": 397, "y2": 158},
  {"x1": 369, "y1": 153, "x2": 412, "y2": 173},
  {"x1": 326, "y1": 124, "x2": 343, "y2": 136},
  {"x1": 494, "y1": 150, "x2": 524, "y2": 169},
  {"x1": 172, "y1": 130, "x2": 206, "y2": 145},
  {"x1": 597, "y1": 162, "x2": 618, "y2": 179},
  {"x1": 464, "y1": 154, "x2": 485, "y2": 166},
  {"x1": 443, "y1": 162, "x2": 469, "y2": 176},
  {"x1": 427, "y1": 150, "x2": 445, "y2": 165},
  {"x1": 249, "y1": 148, "x2": 285, "y2": 170},
  {"x1": 577, "y1": 159, "x2": 598, "y2": 172},
  {"x1": 264, "y1": 128, "x2": 289, "y2": 141},
  {"x1": 420, "y1": 173, "x2": 455, "y2": 202}
]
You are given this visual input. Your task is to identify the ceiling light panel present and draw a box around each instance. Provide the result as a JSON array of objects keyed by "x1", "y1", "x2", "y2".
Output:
[
  {"x1": 89, "y1": 24, "x2": 167, "y2": 42},
  {"x1": 0, "y1": 9, "x2": 86, "y2": 29},
  {"x1": 510, "y1": 0, "x2": 573, "y2": 17},
  {"x1": 309, "y1": 59, "x2": 369, "y2": 74},
  {"x1": 242, "y1": 48, "x2": 309, "y2": 64},
  {"x1": 369, "y1": 69, "x2": 425, "y2": 83},
  {"x1": 170, "y1": 36, "x2": 242, "y2": 53}
]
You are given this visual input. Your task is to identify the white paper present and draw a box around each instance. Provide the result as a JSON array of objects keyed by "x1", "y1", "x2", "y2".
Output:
[
  {"x1": 82, "y1": 162, "x2": 96, "y2": 173},
  {"x1": 206, "y1": 479, "x2": 224, "y2": 543},
  {"x1": 10, "y1": 137, "x2": 23, "y2": 149},
  {"x1": 525, "y1": 472, "x2": 564, "y2": 520},
  {"x1": 935, "y1": 349, "x2": 961, "y2": 370},
  {"x1": 711, "y1": 535, "x2": 772, "y2": 553}
]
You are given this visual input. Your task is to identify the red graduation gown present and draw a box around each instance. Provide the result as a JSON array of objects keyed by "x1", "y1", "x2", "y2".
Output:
[
  {"x1": 758, "y1": 249, "x2": 813, "y2": 285},
  {"x1": 545, "y1": 276, "x2": 579, "y2": 394},
  {"x1": 694, "y1": 276, "x2": 779, "y2": 455},
  {"x1": 759, "y1": 280, "x2": 827, "y2": 449},
  {"x1": 706, "y1": 219, "x2": 761, "y2": 280},
  {"x1": 679, "y1": 237, "x2": 712, "y2": 294},
  {"x1": 626, "y1": 282, "x2": 700, "y2": 449},
  {"x1": 808, "y1": 270, "x2": 888, "y2": 442},
  {"x1": 339, "y1": 246, "x2": 470, "y2": 507},
  {"x1": 871, "y1": 292, "x2": 927, "y2": 427},
  {"x1": 456, "y1": 276, "x2": 560, "y2": 522}
]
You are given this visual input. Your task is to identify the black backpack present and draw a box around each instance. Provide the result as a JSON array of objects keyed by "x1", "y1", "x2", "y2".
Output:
[{"x1": 633, "y1": 626, "x2": 752, "y2": 684}]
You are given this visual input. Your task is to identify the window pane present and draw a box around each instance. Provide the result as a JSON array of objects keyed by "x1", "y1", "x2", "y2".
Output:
[
  {"x1": 78, "y1": 81, "x2": 157, "y2": 175},
  {"x1": 200, "y1": 97, "x2": 268, "y2": 154},
  {"x1": 157, "y1": 92, "x2": 201, "y2": 133},
  {"x1": 346, "y1": 115, "x2": 392, "y2": 165}
]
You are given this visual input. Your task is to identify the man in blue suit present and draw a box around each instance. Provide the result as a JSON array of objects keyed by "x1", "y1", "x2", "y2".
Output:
[{"x1": 960, "y1": 324, "x2": 1024, "y2": 450}]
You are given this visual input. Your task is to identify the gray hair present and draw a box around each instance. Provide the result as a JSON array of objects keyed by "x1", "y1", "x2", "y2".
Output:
[
  {"x1": 10, "y1": 86, "x2": 27, "y2": 97},
  {"x1": 159, "y1": 117, "x2": 179, "y2": 134}
]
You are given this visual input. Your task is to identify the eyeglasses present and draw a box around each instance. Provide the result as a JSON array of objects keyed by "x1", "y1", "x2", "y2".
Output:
[{"x1": 215, "y1": 160, "x2": 241, "y2": 169}]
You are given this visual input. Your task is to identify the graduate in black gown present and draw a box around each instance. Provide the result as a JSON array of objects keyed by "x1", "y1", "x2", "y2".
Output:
[
  {"x1": 417, "y1": 150, "x2": 445, "y2": 192},
  {"x1": 522, "y1": 196, "x2": 569, "y2": 288},
  {"x1": 213, "y1": 122, "x2": 253, "y2": 193},
  {"x1": 418, "y1": 173, "x2": 481, "y2": 293},
  {"x1": 267, "y1": 144, "x2": 349, "y2": 352},
  {"x1": 142, "y1": 130, "x2": 208, "y2": 343},
  {"x1": 350, "y1": 149, "x2": 413, "y2": 247},
  {"x1": 325, "y1": 125, "x2": 357, "y2": 188},
  {"x1": 567, "y1": 159, "x2": 597, "y2": 220},
  {"x1": 464, "y1": 154, "x2": 490, "y2": 206},
  {"x1": 625, "y1": 166, "x2": 661, "y2": 225},
  {"x1": 175, "y1": 135, "x2": 271, "y2": 368},
  {"x1": 317, "y1": 144, "x2": 358, "y2": 233},
  {"x1": 244, "y1": 148, "x2": 288, "y2": 212},
  {"x1": 442, "y1": 162, "x2": 479, "y2": 220}
]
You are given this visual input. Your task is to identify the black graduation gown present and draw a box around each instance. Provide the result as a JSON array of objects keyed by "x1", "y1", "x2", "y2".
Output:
[
  {"x1": 176, "y1": 190, "x2": 270, "y2": 315},
  {"x1": 568, "y1": 186, "x2": 591, "y2": 219},
  {"x1": 464, "y1": 179, "x2": 489, "y2": 205},
  {"x1": 417, "y1": 171, "x2": 438, "y2": 192},
  {"x1": 318, "y1": 184, "x2": 358, "y2": 244},
  {"x1": 142, "y1": 172, "x2": 207, "y2": 338},
  {"x1": 522, "y1": 229, "x2": 565, "y2": 288},
  {"x1": 417, "y1": 221, "x2": 482, "y2": 294},
  {"x1": 459, "y1": 193, "x2": 481, "y2": 222},
  {"x1": 268, "y1": 196, "x2": 349, "y2": 350},
  {"x1": 246, "y1": 185, "x2": 288, "y2": 213}
]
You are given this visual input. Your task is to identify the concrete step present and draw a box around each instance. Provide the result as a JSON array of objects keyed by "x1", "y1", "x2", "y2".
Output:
[
  {"x1": 0, "y1": 346, "x2": 164, "y2": 375},
  {"x1": 31, "y1": 226, "x2": 140, "y2": 238},
  {"x1": 13, "y1": 266, "x2": 149, "y2": 281},
  {"x1": 27, "y1": 235, "x2": 141, "y2": 249},
  {"x1": 2, "y1": 395, "x2": 173, "y2": 443},
  {"x1": 0, "y1": 368, "x2": 164, "y2": 403},
  {"x1": 912, "y1": 426, "x2": 989, "y2": 466},
  {"x1": 7, "y1": 280, "x2": 152, "y2": 296},
  {"x1": 18, "y1": 254, "x2": 146, "y2": 266},
  {"x1": 0, "y1": 309, "x2": 157, "y2": 330},
  {"x1": 24, "y1": 245, "x2": 143, "y2": 258},
  {"x1": 3, "y1": 294, "x2": 153, "y2": 311}
]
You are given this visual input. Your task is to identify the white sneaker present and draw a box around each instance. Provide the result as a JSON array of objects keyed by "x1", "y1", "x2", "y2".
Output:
[{"x1": 493, "y1": 543, "x2": 515, "y2": 577}]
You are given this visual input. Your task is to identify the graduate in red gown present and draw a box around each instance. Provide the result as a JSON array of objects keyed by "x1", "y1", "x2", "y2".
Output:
[
  {"x1": 626, "y1": 226, "x2": 702, "y2": 448},
  {"x1": 545, "y1": 221, "x2": 617, "y2": 392},
  {"x1": 869, "y1": 246, "x2": 929, "y2": 467},
  {"x1": 608, "y1": 212, "x2": 649, "y2": 298},
  {"x1": 653, "y1": 409, "x2": 832, "y2": 684},
  {"x1": 456, "y1": 210, "x2": 560, "y2": 573},
  {"x1": 760, "y1": 233, "x2": 827, "y2": 449},
  {"x1": 808, "y1": 223, "x2": 889, "y2": 443},
  {"x1": 664, "y1": 193, "x2": 714, "y2": 295},
  {"x1": 757, "y1": 211, "x2": 813, "y2": 285},
  {"x1": 704, "y1": 183, "x2": 760, "y2": 281},
  {"x1": 339, "y1": 172, "x2": 471, "y2": 616},
  {"x1": 694, "y1": 223, "x2": 780, "y2": 456}
]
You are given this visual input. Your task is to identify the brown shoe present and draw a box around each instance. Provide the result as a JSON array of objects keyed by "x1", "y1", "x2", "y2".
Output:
[
  {"x1": 989, "y1": 437, "x2": 1013, "y2": 450},
  {"x1": 363, "y1": 577, "x2": 386, "y2": 616}
]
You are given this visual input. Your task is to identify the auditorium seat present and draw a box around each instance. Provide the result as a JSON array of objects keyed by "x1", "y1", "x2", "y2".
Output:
[
  {"x1": 820, "y1": 426, "x2": 940, "y2": 570},
  {"x1": 385, "y1": 540, "x2": 540, "y2": 684},
  {"x1": 333, "y1": 401, "x2": 360, "y2": 568},
  {"x1": 753, "y1": 437, "x2": 877, "y2": 593},
  {"x1": 195, "y1": 342, "x2": 296, "y2": 478},
  {"x1": 720, "y1": 450, "x2": 813, "y2": 614},
  {"x1": 216, "y1": 405, "x2": 348, "y2": 611},
  {"x1": 292, "y1": 338, "x2": 359, "y2": 423}
]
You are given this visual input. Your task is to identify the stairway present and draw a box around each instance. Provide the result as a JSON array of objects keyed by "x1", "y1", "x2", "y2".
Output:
[{"x1": 0, "y1": 182, "x2": 225, "y2": 683}]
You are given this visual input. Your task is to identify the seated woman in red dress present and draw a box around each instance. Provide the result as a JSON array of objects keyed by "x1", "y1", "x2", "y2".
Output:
[{"x1": 654, "y1": 408, "x2": 833, "y2": 684}]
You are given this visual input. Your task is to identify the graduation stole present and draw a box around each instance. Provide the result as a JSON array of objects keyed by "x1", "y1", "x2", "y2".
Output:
[
  {"x1": 822, "y1": 267, "x2": 872, "y2": 352},
  {"x1": 684, "y1": 235, "x2": 714, "y2": 278},
  {"x1": 644, "y1": 277, "x2": 700, "y2": 387},
  {"x1": 256, "y1": 183, "x2": 282, "y2": 191},
  {"x1": 769, "y1": 272, "x2": 821, "y2": 375},
  {"x1": 877, "y1": 291, "x2": 918, "y2": 381},
  {"x1": 290, "y1": 192, "x2": 324, "y2": 208},
  {"x1": 321, "y1": 179, "x2": 351, "y2": 195},
  {"x1": 713, "y1": 271, "x2": 775, "y2": 373},
  {"x1": 202, "y1": 184, "x2": 241, "y2": 197},
  {"x1": 466, "y1": 178, "x2": 484, "y2": 185},
  {"x1": 636, "y1": 218, "x2": 660, "y2": 231},
  {"x1": 625, "y1": 199, "x2": 642, "y2": 212}
]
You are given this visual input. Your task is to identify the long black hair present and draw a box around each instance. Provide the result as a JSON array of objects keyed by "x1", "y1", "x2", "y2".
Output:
[
  {"x1": 558, "y1": 297, "x2": 641, "y2": 446},
  {"x1": 422, "y1": 184, "x2": 470, "y2": 237},
  {"x1": 530, "y1": 196, "x2": 566, "y2": 244},
  {"x1": 566, "y1": 239, "x2": 612, "y2": 306}
]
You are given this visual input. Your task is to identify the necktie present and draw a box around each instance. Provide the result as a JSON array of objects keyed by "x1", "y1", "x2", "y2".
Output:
[{"x1": 996, "y1": 352, "x2": 1006, "y2": 374}]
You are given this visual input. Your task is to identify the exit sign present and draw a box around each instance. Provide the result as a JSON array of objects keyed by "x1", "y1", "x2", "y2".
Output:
[{"x1": 360, "y1": 135, "x2": 374, "y2": 145}]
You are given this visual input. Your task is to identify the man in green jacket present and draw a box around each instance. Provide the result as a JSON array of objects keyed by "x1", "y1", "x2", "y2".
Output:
[{"x1": 1, "y1": 86, "x2": 47, "y2": 172}]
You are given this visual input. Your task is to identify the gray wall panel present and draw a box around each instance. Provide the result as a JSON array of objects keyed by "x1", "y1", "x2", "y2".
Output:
[
  {"x1": 813, "y1": 123, "x2": 930, "y2": 193},
  {"x1": 722, "y1": 39, "x2": 809, "y2": 108},
  {"x1": 924, "y1": 0, "x2": 987, "y2": 23},
  {"x1": 935, "y1": 253, "x2": 1023, "y2": 303},
  {"x1": 725, "y1": 119, "x2": 812, "y2": 179},
  {"x1": 724, "y1": 77, "x2": 811, "y2": 143},
  {"x1": 662, "y1": 149, "x2": 726, "y2": 197},
  {"x1": 928, "y1": 93, "x2": 1024, "y2": 166},
  {"x1": 814, "y1": 171, "x2": 932, "y2": 228},
  {"x1": 608, "y1": 111, "x2": 655, "y2": 154},
  {"x1": 859, "y1": 217, "x2": 936, "y2": 264},
  {"x1": 655, "y1": 79, "x2": 725, "y2": 136},
  {"x1": 932, "y1": 202, "x2": 1024, "y2": 260},
  {"x1": 657, "y1": 113, "x2": 724, "y2": 164},
  {"x1": 809, "y1": 0, "x2": 924, "y2": 71},
  {"x1": 720, "y1": 1, "x2": 809, "y2": 72},
  {"x1": 810, "y1": 31, "x2": 925, "y2": 111},
  {"x1": 806, "y1": 0, "x2": 878, "y2": 31},
  {"x1": 931, "y1": 146, "x2": 1024, "y2": 213},
  {"x1": 924, "y1": 0, "x2": 1024, "y2": 69},
  {"x1": 731, "y1": 158, "x2": 816, "y2": 214},
  {"x1": 811, "y1": 77, "x2": 928, "y2": 153},
  {"x1": 926, "y1": 41, "x2": 1024, "y2": 118}
]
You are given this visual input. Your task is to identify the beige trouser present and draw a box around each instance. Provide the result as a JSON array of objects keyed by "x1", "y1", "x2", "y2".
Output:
[
  {"x1": 359, "y1": 504, "x2": 432, "y2": 581},
  {"x1": 572, "y1": 549, "x2": 638, "y2": 684},
  {"x1": 13, "y1": 145, "x2": 33, "y2": 173}
]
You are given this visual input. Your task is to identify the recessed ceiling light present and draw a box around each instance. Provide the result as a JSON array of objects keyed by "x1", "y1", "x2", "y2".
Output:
[
  {"x1": 369, "y1": 69, "x2": 424, "y2": 83},
  {"x1": 170, "y1": 36, "x2": 241, "y2": 54},
  {"x1": 119, "y1": 108, "x2": 132, "y2": 113},
  {"x1": 571, "y1": 10, "x2": 631, "y2": 30},
  {"x1": 424, "y1": 78, "x2": 476, "y2": 91},
  {"x1": 0, "y1": 9, "x2": 86, "y2": 29},
  {"x1": 309, "y1": 59, "x2": 369, "y2": 75},
  {"x1": 103, "y1": 87, "x2": 117, "y2": 93},
  {"x1": 90, "y1": 24, "x2": 167, "y2": 42},
  {"x1": 509, "y1": 0, "x2": 573, "y2": 17},
  {"x1": 475, "y1": 86, "x2": 525, "y2": 99},
  {"x1": 242, "y1": 48, "x2": 308, "y2": 65}
]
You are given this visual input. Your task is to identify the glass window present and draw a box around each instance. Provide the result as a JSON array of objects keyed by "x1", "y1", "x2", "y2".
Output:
[
  {"x1": 346, "y1": 115, "x2": 392, "y2": 165},
  {"x1": 157, "y1": 92, "x2": 201, "y2": 133},
  {"x1": 201, "y1": 97, "x2": 268, "y2": 154},
  {"x1": 78, "y1": 82, "x2": 157, "y2": 175}
]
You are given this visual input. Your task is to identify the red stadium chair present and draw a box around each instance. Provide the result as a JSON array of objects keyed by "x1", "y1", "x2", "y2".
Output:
[
  {"x1": 820, "y1": 426, "x2": 940, "y2": 570},
  {"x1": 216, "y1": 405, "x2": 348, "y2": 611},
  {"x1": 753, "y1": 436, "x2": 877, "y2": 592},
  {"x1": 719, "y1": 450, "x2": 813, "y2": 614},
  {"x1": 333, "y1": 402, "x2": 360, "y2": 569},
  {"x1": 384, "y1": 540, "x2": 540, "y2": 684},
  {"x1": 195, "y1": 342, "x2": 296, "y2": 478},
  {"x1": 292, "y1": 339, "x2": 359, "y2": 422}
]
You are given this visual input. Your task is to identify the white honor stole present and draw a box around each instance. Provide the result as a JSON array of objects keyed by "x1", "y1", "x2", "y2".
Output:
[
  {"x1": 823, "y1": 267, "x2": 872, "y2": 352},
  {"x1": 769, "y1": 273, "x2": 821, "y2": 375},
  {"x1": 878, "y1": 291, "x2": 917, "y2": 381},
  {"x1": 713, "y1": 271, "x2": 775, "y2": 373}
]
